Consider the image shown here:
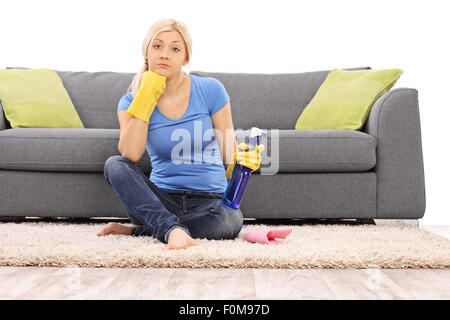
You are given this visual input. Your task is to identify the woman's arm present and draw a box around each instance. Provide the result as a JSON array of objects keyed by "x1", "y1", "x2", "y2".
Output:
[
  {"x1": 117, "y1": 110, "x2": 148, "y2": 162},
  {"x1": 211, "y1": 102, "x2": 237, "y2": 171}
]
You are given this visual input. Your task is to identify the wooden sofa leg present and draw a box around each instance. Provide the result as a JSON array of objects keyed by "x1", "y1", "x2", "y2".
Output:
[{"x1": 374, "y1": 219, "x2": 419, "y2": 227}]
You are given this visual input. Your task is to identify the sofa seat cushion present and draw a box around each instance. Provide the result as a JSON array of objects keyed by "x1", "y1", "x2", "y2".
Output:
[
  {"x1": 0, "y1": 128, "x2": 151, "y2": 172},
  {"x1": 0, "y1": 128, "x2": 376, "y2": 173},
  {"x1": 235, "y1": 129, "x2": 376, "y2": 173}
]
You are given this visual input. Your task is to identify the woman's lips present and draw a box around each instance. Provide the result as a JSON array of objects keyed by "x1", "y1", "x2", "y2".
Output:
[{"x1": 157, "y1": 64, "x2": 169, "y2": 68}]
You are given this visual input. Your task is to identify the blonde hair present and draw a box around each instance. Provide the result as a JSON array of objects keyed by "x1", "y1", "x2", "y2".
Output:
[{"x1": 127, "y1": 18, "x2": 192, "y2": 97}]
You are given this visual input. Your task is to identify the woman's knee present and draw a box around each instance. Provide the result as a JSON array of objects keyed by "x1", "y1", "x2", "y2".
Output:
[
  {"x1": 104, "y1": 155, "x2": 131, "y2": 181},
  {"x1": 231, "y1": 209, "x2": 244, "y2": 238},
  {"x1": 217, "y1": 203, "x2": 243, "y2": 239}
]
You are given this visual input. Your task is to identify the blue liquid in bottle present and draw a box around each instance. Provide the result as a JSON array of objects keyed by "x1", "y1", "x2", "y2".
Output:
[
  {"x1": 222, "y1": 132, "x2": 265, "y2": 209},
  {"x1": 222, "y1": 164, "x2": 252, "y2": 209}
]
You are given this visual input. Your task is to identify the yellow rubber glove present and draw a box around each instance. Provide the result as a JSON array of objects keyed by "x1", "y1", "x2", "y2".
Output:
[
  {"x1": 225, "y1": 142, "x2": 265, "y2": 179},
  {"x1": 126, "y1": 70, "x2": 166, "y2": 124}
]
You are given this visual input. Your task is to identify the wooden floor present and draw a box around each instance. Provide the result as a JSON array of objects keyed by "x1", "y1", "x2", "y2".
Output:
[{"x1": 0, "y1": 224, "x2": 449, "y2": 300}]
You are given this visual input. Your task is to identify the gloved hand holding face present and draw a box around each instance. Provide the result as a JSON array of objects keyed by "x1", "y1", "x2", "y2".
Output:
[{"x1": 126, "y1": 70, "x2": 166, "y2": 124}]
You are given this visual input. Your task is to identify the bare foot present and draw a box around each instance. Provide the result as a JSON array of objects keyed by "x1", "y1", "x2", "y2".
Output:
[
  {"x1": 165, "y1": 227, "x2": 198, "y2": 250},
  {"x1": 97, "y1": 222, "x2": 135, "y2": 236}
]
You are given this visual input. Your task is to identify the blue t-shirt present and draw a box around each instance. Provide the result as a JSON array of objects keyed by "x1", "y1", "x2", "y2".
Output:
[{"x1": 117, "y1": 74, "x2": 230, "y2": 193}]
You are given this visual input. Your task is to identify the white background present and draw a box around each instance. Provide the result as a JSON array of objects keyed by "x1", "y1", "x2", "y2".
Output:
[{"x1": 1, "y1": 0, "x2": 448, "y2": 225}]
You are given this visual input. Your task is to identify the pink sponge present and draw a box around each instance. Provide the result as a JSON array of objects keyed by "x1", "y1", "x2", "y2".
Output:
[{"x1": 243, "y1": 228, "x2": 293, "y2": 245}]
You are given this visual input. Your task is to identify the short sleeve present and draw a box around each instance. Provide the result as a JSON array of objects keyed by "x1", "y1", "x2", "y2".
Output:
[
  {"x1": 117, "y1": 93, "x2": 133, "y2": 111},
  {"x1": 207, "y1": 78, "x2": 230, "y2": 116}
]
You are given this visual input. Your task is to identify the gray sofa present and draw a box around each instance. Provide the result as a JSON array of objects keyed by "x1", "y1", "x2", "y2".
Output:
[{"x1": 0, "y1": 66, "x2": 426, "y2": 222}]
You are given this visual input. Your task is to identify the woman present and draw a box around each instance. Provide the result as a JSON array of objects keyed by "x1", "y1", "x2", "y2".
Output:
[{"x1": 97, "y1": 19, "x2": 264, "y2": 250}]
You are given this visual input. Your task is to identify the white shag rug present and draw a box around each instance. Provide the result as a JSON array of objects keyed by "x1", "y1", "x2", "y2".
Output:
[{"x1": 1, "y1": 222, "x2": 450, "y2": 269}]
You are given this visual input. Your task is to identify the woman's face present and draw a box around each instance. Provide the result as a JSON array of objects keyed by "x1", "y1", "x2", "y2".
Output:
[{"x1": 147, "y1": 30, "x2": 188, "y2": 77}]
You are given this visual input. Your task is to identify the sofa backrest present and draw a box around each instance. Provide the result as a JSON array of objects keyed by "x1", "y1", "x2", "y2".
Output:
[
  {"x1": 190, "y1": 66, "x2": 371, "y2": 130},
  {"x1": 53, "y1": 70, "x2": 135, "y2": 129},
  {"x1": 1, "y1": 66, "x2": 371, "y2": 130}
]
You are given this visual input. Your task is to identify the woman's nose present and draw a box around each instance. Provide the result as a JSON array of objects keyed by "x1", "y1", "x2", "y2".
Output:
[{"x1": 162, "y1": 48, "x2": 171, "y2": 57}]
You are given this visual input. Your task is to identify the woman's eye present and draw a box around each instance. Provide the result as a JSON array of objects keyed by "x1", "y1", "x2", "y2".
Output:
[{"x1": 153, "y1": 44, "x2": 180, "y2": 52}]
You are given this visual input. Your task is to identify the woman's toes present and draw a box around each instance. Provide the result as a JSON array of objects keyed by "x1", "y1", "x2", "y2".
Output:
[
  {"x1": 96, "y1": 227, "x2": 108, "y2": 236},
  {"x1": 165, "y1": 228, "x2": 197, "y2": 250},
  {"x1": 97, "y1": 223, "x2": 112, "y2": 236},
  {"x1": 96, "y1": 222, "x2": 133, "y2": 236},
  {"x1": 188, "y1": 238, "x2": 198, "y2": 247}
]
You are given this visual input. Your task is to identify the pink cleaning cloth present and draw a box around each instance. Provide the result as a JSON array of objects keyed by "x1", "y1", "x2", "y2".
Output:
[{"x1": 243, "y1": 228, "x2": 292, "y2": 245}]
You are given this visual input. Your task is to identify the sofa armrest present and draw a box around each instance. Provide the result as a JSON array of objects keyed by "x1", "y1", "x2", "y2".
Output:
[{"x1": 365, "y1": 88, "x2": 426, "y2": 219}]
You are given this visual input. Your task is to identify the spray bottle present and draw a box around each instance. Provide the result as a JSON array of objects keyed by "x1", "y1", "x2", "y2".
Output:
[{"x1": 222, "y1": 127, "x2": 267, "y2": 209}]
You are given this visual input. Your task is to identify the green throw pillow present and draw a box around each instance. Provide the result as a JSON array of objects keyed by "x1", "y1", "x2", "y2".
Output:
[
  {"x1": 295, "y1": 68, "x2": 403, "y2": 130},
  {"x1": 0, "y1": 68, "x2": 84, "y2": 128}
]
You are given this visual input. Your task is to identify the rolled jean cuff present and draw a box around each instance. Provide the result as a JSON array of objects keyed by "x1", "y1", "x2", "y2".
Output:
[
  {"x1": 130, "y1": 225, "x2": 139, "y2": 237},
  {"x1": 164, "y1": 224, "x2": 192, "y2": 244}
]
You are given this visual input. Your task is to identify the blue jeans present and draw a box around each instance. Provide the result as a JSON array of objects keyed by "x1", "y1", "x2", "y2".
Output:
[{"x1": 103, "y1": 155, "x2": 243, "y2": 244}]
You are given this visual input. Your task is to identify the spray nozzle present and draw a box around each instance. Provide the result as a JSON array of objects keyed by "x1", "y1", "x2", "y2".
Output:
[{"x1": 247, "y1": 127, "x2": 267, "y2": 148}]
